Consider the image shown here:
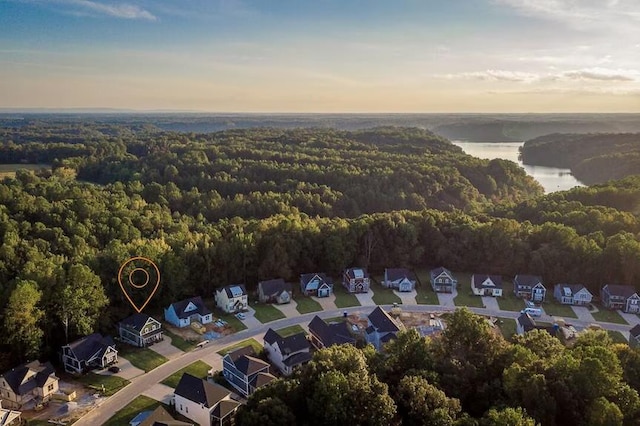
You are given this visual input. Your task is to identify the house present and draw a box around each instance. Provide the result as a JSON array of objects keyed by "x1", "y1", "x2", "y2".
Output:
[
  {"x1": 601, "y1": 284, "x2": 640, "y2": 313},
  {"x1": 513, "y1": 275, "x2": 546, "y2": 303},
  {"x1": 0, "y1": 400, "x2": 21, "y2": 426},
  {"x1": 516, "y1": 312, "x2": 537, "y2": 335},
  {"x1": 308, "y1": 315, "x2": 356, "y2": 349},
  {"x1": 365, "y1": 307, "x2": 402, "y2": 351},
  {"x1": 343, "y1": 268, "x2": 370, "y2": 293},
  {"x1": 0, "y1": 362, "x2": 59, "y2": 410},
  {"x1": 118, "y1": 314, "x2": 163, "y2": 348},
  {"x1": 174, "y1": 373, "x2": 240, "y2": 426},
  {"x1": 165, "y1": 296, "x2": 213, "y2": 328},
  {"x1": 263, "y1": 328, "x2": 312, "y2": 376},
  {"x1": 130, "y1": 405, "x2": 193, "y2": 426},
  {"x1": 258, "y1": 279, "x2": 292, "y2": 304},
  {"x1": 430, "y1": 267, "x2": 457, "y2": 293},
  {"x1": 383, "y1": 268, "x2": 416, "y2": 292},
  {"x1": 471, "y1": 274, "x2": 503, "y2": 297},
  {"x1": 214, "y1": 285, "x2": 248, "y2": 314},
  {"x1": 629, "y1": 324, "x2": 640, "y2": 349},
  {"x1": 222, "y1": 346, "x2": 275, "y2": 398},
  {"x1": 300, "y1": 273, "x2": 333, "y2": 298},
  {"x1": 61, "y1": 333, "x2": 118, "y2": 374},
  {"x1": 553, "y1": 284, "x2": 593, "y2": 306}
]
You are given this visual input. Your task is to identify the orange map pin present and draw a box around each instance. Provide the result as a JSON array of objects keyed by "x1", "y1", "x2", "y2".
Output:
[{"x1": 118, "y1": 256, "x2": 161, "y2": 313}]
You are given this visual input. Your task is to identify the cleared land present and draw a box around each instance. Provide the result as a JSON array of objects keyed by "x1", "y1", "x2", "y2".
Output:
[
  {"x1": 117, "y1": 346, "x2": 168, "y2": 373},
  {"x1": 217, "y1": 338, "x2": 263, "y2": 356},
  {"x1": 75, "y1": 373, "x2": 130, "y2": 396}
]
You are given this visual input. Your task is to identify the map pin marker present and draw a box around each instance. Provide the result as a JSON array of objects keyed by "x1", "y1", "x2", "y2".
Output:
[{"x1": 118, "y1": 256, "x2": 161, "y2": 313}]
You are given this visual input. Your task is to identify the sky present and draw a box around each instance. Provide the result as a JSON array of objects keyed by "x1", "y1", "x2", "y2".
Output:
[{"x1": 1, "y1": 0, "x2": 639, "y2": 112}]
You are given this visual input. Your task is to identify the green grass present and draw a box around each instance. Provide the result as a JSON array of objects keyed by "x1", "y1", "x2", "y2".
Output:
[
  {"x1": 414, "y1": 269, "x2": 441, "y2": 305},
  {"x1": 218, "y1": 338, "x2": 263, "y2": 356},
  {"x1": 608, "y1": 330, "x2": 629, "y2": 344},
  {"x1": 276, "y1": 324, "x2": 306, "y2": 337},
  {"x1": 250, "y1": 301, "x2": 286, "y2": 323},
  {"x1": 496, "y1": 280, "x2": 527, "y2": 312},
  {"x1": 103, "y1": 395, "x2": 160, "y2": 426},
  {"x1": 370, "y1": 277, "x2": 402, "y2": 305},
  {"x1": 295, "y1": 296, "x2": 323, "y2": 314},
  {"x1": 333, "y1": 284, "x2": 361, "y2": 308},
  {"x1": 324, "y1": 316, "x2": 347, "y2": 323},
  {"x1": 451, "y1": 272, "x2": 484, "y2": 308},
  {"x1": 542, "y1": 301, "x2": 578, "y2": 318},
  {"x1": 497, "y1": 318, "x2": 518, "y2": 341},
  {"x1": 75, "y1": 373, "x2": 130, "y2": 396},
  {"x1": 161, "y1": 360, "x2": 212, "y2": 388},
  {"x1": 592, "y1": 309, "x2": 628, "y2": 324},
  {"x1": 163, "y1": 329, "x2": 195, "y2": 352},
  {"x1": 218, "y1": 311, "x2": 248, "y2": 332},
  {"x1": 117, "y1": 345, "x2": 168, "y2": 372},
  {"x1": 27, "y1": 421, "x2": 52, "y2": 426}
]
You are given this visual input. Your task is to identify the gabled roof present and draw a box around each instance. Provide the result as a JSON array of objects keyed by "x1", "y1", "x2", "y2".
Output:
[
  {"x1": 0, "y1": 407, "x2": 21, "y2": 426},
  {"x1": 211, "y1": 399, "x2": 240, "y2": 420},
  {"x1": 248, "y1": 372, "x2": 276, "y2": 389},
  {"x1": 138, "y1": 405, "x2": 192, "y2": 426},
  {"x1": 517, "y1": 312, "x2": 536, "y2": 330},
  {"x1": 220, "y1": 284, "x2": 247, "y2": 299},
  {"x1": 168, "y1": 296, "x2": 211, "y2": 319},
  {"x1": 630, "y1": 324, "x2": 640, "y2": 339},
  {"x1": 556, "y1": 283, "x2": 590, "y2": 297},
  {"x1": 264, "y1": 329, "x2": 310, "y2": 355},
  {"x1": 259, "y1": 279, "x2": 291, "y2": 296},
  {"x1": 119, "y1": 313, "x2": 159, "y2": 333},
  {"x1": 344, "y1": 268, "x2": 368, "y2": 279},
  {"x1": 174, "y1": 373, "x2": 231, "y2": 409},
  {"x1": 603, "y1": 284, "x2": 638, "y2": 298},
  {"x1": 430, "y1": 267, "x2": 454, "y2": 280},
  {"x1": 65, "y1": 333, "x2": 115, "y2": 362},
  {"x1": 368, "y1": 307, "x2": 400, "y2": 333},
  {"x1": 225, "y1": 346, "x2": 270, "y2": 376},
  {"x1": 300, "y1": 273, "x2": 333, "y2": 289},
  {"x1": 472, "y1": 274, "x2": 503, "y2": 289},
  {"x1": 282, "y1": 351, "x2": 312, "y2": 367},
  {"x1": 308, "y1": 316, "x2": 355, "y2": 347},
  {"x1": 1, "y1": 362, "x2": 56, "y2": 396},
  {"x1": 385, "y1": 268, "x2": 416, "y2": 282},
  {"x1": 514, "y1": 275, "x2": 544, "y2": 288}
]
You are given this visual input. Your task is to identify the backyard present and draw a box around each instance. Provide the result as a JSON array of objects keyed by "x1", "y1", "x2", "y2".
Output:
[{"x1": 161, "y1": 360, "x2": 212, "y2": 388}]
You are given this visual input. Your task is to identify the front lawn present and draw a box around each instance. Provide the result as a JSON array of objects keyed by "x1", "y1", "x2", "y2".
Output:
[
  {"x1": 217, "y1": 311, "x2": 248, "y2": 332},
  {"x1": 218, "y1": 338, "x2": 263, "y2": 356},
  {"x1": 608, "y1": 330, "x2": 629, "y2": 344},
  {"x1": 250, "y1": 301, "x2": 286, "y2": 323},
  {"x1": 103, "y1": 395, "x2": 160, "y2": 426},
  {"x1": 163, "y1": 329, "x2": 195, "y2": 352},
  {"x1": 591, "y1": 309, "x2": 627, "y2": 324},
  {"x1": 276, "y1": 324, "x2": 306, "y2": 337},
  {"x1": 117, "y1": 345, "x2": 168, "y2": 372},
  {"x1": 452, "y1": 272, "x2": 484, "y2": 308},
  {"x1": 497, "y1": 318, "x2": 518, "y2": 341},
  {"x1": 414, "y1": 269, "x2": 440, "y2": 305},
  {"x1": 496, "y1": 281, "x2": 527, "y2": 312},
  {"x1": 295, "y1": 297, "x2": 323, "y2": 314},
  {"x1": 75, "y1": 373, "x2": 130, "y2": 396},
  {"x1": 161, "y1": 360, "x2": 212, "y2": 388},
  {"x1": 333, "y1": 285, "x2": 360, "y2": 308},
  {"x1": 542, "y1": 302, "x2": 578, "y2": 318},
  {"x1": 370, "y1": 279, "x2": 402, "y2": 305}
]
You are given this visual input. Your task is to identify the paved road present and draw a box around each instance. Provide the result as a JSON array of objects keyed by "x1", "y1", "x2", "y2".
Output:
[{"x1": 74, "y1": 304, "x2": 635, "y2": 426}]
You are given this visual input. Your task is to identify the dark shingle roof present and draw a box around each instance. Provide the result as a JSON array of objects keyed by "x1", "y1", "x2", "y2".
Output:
[
  {"x1": 368, "y1": 307, "x2": 400, "y2": 333},
  {"x1": 174, "y1": 373, "x2": 230, "y2": 408},
  {"x1": 222, "y1": 284, "x2": 247, "y2": 299},
  {"x1": 259, "y1": 279, "x2": 291, "y2": 296},
  {"x1": 211, "y1": 399, "x2": 240, "y2": 420},
  {"x1": 138, "y1": 406, "x2": 192, "y2": 426},
  {"x1": 472, "y1": 274, "x2": 503, "y2": 289},
  {"x1": 263, "y1": 328, "x2": 310, "y2": 355},
  {"x1": 282, "y1": 351, "x2": 313, "y2": 367},
  {"x1": 1, "y1": 362, "x2": 56, "y2": 395},
  {"x1": 517, "y1": 313, "x2": 536, "y2": 331},
  {"x1": 300, "y1": 273, "x2": 332, "y2": 287},
  {"x1": 514, "y1": 275, "x2": 543, "y2": 288},
  {"x1": 631, "y1": 324, "x2": 640, "y2": 339},
  {"x1": 169, "y1": 296, "x2": 211, "y2": 319},
  {"x1": 119, "y1": 313, "x2": 156, "y2": 333},
  {"x1": 430, "y1": 267, "x2": 454, "y2": 280},
  {"x1": 226, "y1": 346, "x2": 270, "y2": 375},
  {"x1": 249, "y1": 372, "x2": 276, "y2": 389},
  {"x1": 556, "y1": 283, "x2": 590, "y2": 297},
  {"x1": 603, "y1": 284, "x2": 638, "y2": 298},
  {"x1": 345, "y1": 268, "x2": 368, "y2": 279},
  {"x1": 308, "y1": 316, "x2": 355, "y2": 347},
  {"x1": 66, "y1": 333, "x2": 115, "y2": 362},
  {"x1": 385, "y1": 268, "x2": 415, "y2": 282}
]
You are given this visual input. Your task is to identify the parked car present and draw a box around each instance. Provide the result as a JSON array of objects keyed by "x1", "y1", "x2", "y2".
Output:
[
  {"x1": 108, "y1": 366, "x2": 121, "y2": 373},
  {"x1": 521, "y1": 307, "x2": 542, "y2": 317},
  {"x1": 236, "y1": 312, "x2": 246, "y2": 320},
  {"x1": 196, "y1": 340, "x2": 210, "y2": 349}
]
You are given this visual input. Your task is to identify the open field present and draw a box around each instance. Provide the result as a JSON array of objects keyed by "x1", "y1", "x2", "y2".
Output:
[
  {"x1": 217, "y1": 338, "x2": 263, "y2": 356},
  {"x1": 75, "y1": 373, "x2": 130, "y2": 396},
  {"x1": 117, "y1": 346, "x2": 168, "y2": 373},
  {"x1": 161, "y1": 360, "x2": 212, "y2": 388}
]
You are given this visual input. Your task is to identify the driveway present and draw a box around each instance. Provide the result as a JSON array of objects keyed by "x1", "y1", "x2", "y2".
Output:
[
  {"x1": 273, "y1": 300, "x2": 300, "y2": 318},
  {"x1": 437, "y1": 289, "x2": 457, "y2": 307},
  {"x1": 355, "y1": 290, "x2": 375, "y2": 306},
  {"x1": 571, "y1": 306, "x2": 596, "y2": 322},
  {"x1": 94, "y1": 356, "x2": 144, "y2": 380},
  {"x1": 394, "y1": 289, "x2": 417, "y2": 305},
  {"x1": 618, "y1": 311, "x2": 640, "y2": 326},
  {"x1": 142, "y1": 383, "x2": 175, "y2": 404},
  {"x1": 314, "y1": 294, "x2": 337, "y2": 311},
  {"x1": 148, "y1": 336, "x2": 184, "y2": 359},
  {"x1": 482, "y1": 296, "x2": 500, "y2": 311},
  {"x1": 241, "y1": 306, "x2": 263, "y2": 329}
]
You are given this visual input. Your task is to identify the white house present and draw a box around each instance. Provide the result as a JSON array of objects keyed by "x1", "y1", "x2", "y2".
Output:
[
  {"x1": 0, "y1": 362, "x2": 59, "y2": 410},
  {"x1": 471, "y1": 274, "x2": 503, "y2": 297},
  {"x1": 214, "y1": 285, "x2": 248, "y2": 314},
  {"x1": 174, "y1": 373, "x2": 240, "y2": 426},
  {"x1": 0, "y1": 400, "x2": 21, "y2": 426},
  {"x1": 164, "y1": 296, "x2": 213, "y2": 328},
  {"x1": 553, "y1": 284, "x2": 593, "y2": 306},
  {"x1": 263, "y1": 328, "x2": 312, "y2": 376}
]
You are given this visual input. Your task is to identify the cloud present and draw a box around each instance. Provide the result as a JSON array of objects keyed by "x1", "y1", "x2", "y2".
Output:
[
  {"x1": 441, "y1": 67, "x2": 640, "y2": 83},
  {"x1": 441, "y1": 70, "x2": 540, "y2": 83},
  {"x1": 67, "y1": 0, "x2": 156, "y2": 20},
  {"x1": 560, "y1": 68, "x2": 638, "y2": 82}
]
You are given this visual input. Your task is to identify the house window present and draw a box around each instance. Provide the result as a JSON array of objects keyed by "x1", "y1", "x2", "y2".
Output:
[
  {"x1": 186, "y1": 406, "x2": 188, "y2": 413},
  {"x1": 48, "y1": 384, "x2": 54, "y2": 391},
  {"x1": 180, "y1": 404, "x2": 183, "y2": 411}
]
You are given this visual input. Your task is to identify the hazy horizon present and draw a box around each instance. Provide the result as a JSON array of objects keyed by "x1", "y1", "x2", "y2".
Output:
[{"x1": 2, "y1": 0, "x2": 639, "y2": 112}]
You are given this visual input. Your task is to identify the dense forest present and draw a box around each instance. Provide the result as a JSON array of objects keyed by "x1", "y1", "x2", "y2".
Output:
[
  {"x1": 2, "y1": 122, "x2": 640, "y2": 377},
  {"x1": 520, "y1": 133, "x2": 640, "y2": 184},
  {"x1": 237, "y1": 309, "x2": 640, "y2": 426}
]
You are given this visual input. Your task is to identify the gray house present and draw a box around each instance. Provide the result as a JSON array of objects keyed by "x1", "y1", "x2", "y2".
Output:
[
  {"x1": 61, "y1": 333, "x2": 118, "y2": 374},
  {"x1": 513, "y1": 275, "x2": 546, "y2": 303},
  {"x1": 553, "y1": 284, "x2": 592, "y2": 305},
  {"x1": 308, "y1": 316, "x2": 356, "y2": 349},
  {"x1": 430, "y1": 267, "x2": 457, "y2": 293},
  {"x1": 300, "y1": 273, "x2": 333, "y2": 298},
  {"x1": 365, "y1": 307, "x2": 402, "y2": 351},
  {"x1": 258, "y1": 279, "x2": 292, "y2": 304},
  {"x1": 118, "y1": 314, "x2": 163, "y2": 348},
  {"x1": 383, "y1": 268, "x2": 416, "y2": 292},
  {"x1": 601, "y1": 284, "x2": 640, "y2": 313}
]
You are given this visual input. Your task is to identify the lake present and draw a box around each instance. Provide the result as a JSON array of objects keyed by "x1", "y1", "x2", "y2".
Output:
[{"x1": 451, "y1": 141, "x2": 584, "y2": 194}]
